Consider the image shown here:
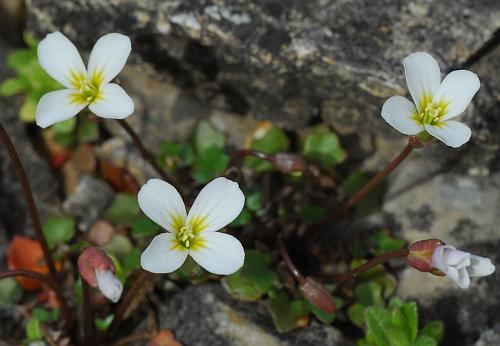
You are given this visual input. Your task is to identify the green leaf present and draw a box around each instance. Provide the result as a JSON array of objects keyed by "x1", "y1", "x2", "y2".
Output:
[
  {"x1": 102, "y1": 234, "x2": 133, "y2": 258},
  {"x1": 0, "y1": 278, "x2": 23, "y2": 306},
  {"x1": 364, "y1": 306, "x2": 391, "y2": 346},
  {"x1": 192, "y1": 147, "x2": 229, "y2": 183},
  {"x1": 95, "y1": 314, "x2": 114, "y2": 331},
  {"x1": 23, "y1": 32, "x2": 39, "y2": 48},
  {"x1": 104, "y1": 193, "x2": 141, "y2": 225},
  {"x1": 32, "y1": 308, "x2": 59, "y2": 323},
  {"x1": 0, "y1": 78, "x2": 26, "y2": 96},
  {"x1": 419, "y1": 321, "x2": 443, "y2": 343},
  {"x1": 122, "y1": 249, "x2": 142, "y2": 274},
  {"x1": 194, "y1": 120, "x2": 226, "y2": 153},
  {"x1": 53, "y1": 117, "x2": 77, "y2": 134},
  {"x1": 246, "y1": 192, "x2": 261, "y2": 212},
  {"x1": 267, "y1": 289, "x2": 309, "y2": 333},
  {"x1": 131, "y1": 217, "x2": 160, "y2": 237},
  {"x1": 343, "y1": 171, "x2": 386, "y2": 215},
  {"x1": 302, "y1": 126, "x2": 346, "y2": 168},
  {"x1": 396, "y1": 301, "x2": 418, "y2": 342},
  {"x1": 26, "y1": 318, "x2": 43, "y2": 342},
  {"x1": 19, "y1": 97, "x2": 37, "y2": 123},
  {"x1": 411, "y1": 336, "x2": 437, "y2": 346},
  {"x1": 355, "y1": 281, "x2": 384, "y2": 307},
  {"x1": 223, "y1": 250, "x2": 278, "y2": 300},
  {"x1": 7, "y1": 49, "x2": 36, "y2": 69},
  {"x1": 245, "y1": 127, "x2": 289, "y2": 172},
  {"x1": 369, "y1": 231, "x2": 406, "y2": 255},
  {"x1": 347, "y1": 303, "x2": 366, "y2": 327},
  {"x1": 300, "y1": 205, "x2": 326, "y2": 223},
  {"x1": 79, "y1": 118, "x2": 100, "y2": 142},
  {"x1": 43, "y1": 217, "x2": 76, "y2": 248},
  {"x1": 230, "y1": 208, "x2": 252, "y2": 227},
  {"x1": 307, "y1": 297, "x2": 343, "y2": 324}
]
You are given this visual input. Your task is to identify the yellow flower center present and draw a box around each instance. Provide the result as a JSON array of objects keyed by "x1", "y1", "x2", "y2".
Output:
[
  {"x1": 414, "y1": 99, "x2": 448, "y2": 126},
  {"x1": 176, "y1": 224, "x2": 196, "y2": 249},
  {"x1": 69, "y1": 70, "x2": 104, "y2": 105}
]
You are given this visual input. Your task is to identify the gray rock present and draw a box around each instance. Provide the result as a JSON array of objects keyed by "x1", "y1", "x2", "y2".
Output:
[
  {"x1": 157, "y1": 283, "x2": 351, "y2": 346},
  {"x1": 475, "y1": 327, "x2": 500, "y2": 346},
  {"x1": 62, "y1": 175, "x2": 114, "y2": 232},
  {"x1": 25, "y1": 0, "x2": 500, "y2": 133},
  {"x1": 0, "y1": 38, "x2": 61, "y2": 257}
]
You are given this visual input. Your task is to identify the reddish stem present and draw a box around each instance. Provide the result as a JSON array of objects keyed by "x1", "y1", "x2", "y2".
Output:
[
  {"x1": 105, "y1": 270, "x2": 151, "y2": 340},
  {"x1": 0, "y1": 269, "x2": 72, "y2": 327},
  {"x1": 324, "y1": 136, "x2": 421, "y2": 223},
  {"x1": 116, "y1": 119, "x2": 177, "y2": 187},
  {"x1": 277, "y1": 239, "x2": 306, "y2": 285},
  {"x1": 81, "y1": 278, "x2": 94, "y2": 344},
  {"x1": 332, "y1": 249, "x2": 409, "y2": 285},
  {"x1": 224, "y1": 149, "x2": 272, "y2": 176}
]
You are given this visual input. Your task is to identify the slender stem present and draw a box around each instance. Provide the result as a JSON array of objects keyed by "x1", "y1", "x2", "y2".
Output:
[
  {"x1": 116, "y1": 119, "x2": 177, "y2": 186},
  {"x1": 81, "y1": 278, "x2": 94, "y2": 344},
  {"x1": 0, "y1": 124, "x2": 72, "y2": 329},
  {"x1": 277, "y1": 239, "x2": 306, "y2": 285},
  {"x1": 0, "y1": 124, "x2": 58, "y2": 279},
  {"x1": 325, "y1": 136, "x2": 422, "y2": 223},
  {"x1": 332, "y1": 249, "x2": 409, "y2": 285},
  {"x1": 106, "y1": 270, "x2": 151, "y2": 339},
  {"x1": 0, "y1": 269, "x2": 72, "y2": 327},
  {"x1": 224, "y1": 149, "x2": 272, "y2": 176}
]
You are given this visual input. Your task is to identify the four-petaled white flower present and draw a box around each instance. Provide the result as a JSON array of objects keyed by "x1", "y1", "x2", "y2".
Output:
[
  {"x1": 432, "y1": 245, "x2": 495, "y2": 289},
  {"x1": 35, "y1": 31, "x2": 134, "y2": 128},
  {"x1": 139, "y1": 177, "x2": 245, "y2": 275},
  {"x1": 382, "y1": 52, "x2": 480, "y2": 148}
]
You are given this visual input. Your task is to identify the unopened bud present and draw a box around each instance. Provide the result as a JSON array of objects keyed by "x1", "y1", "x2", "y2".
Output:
[
  {"x1": 407, "y1": 239, "x2": 445, "y2": 276},
  {"x1": 272, "y1": 153, "x2": 308, "y2": 173},
  {"x1": 300, "y1": 277, "x2": 336, "y2": 314},
  {"x1": 78, "y1": 247, "x2": 122, "y2": 302}
]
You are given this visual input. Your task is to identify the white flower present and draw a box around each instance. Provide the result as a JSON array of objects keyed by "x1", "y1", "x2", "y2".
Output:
[
  {"x1": 35, "y1": 32, "x2": 134, "y2": 128},
  {"x1": 432, "y1": 245, "x2": 495, "y2": 289},
  {"x1": 381, "y1": 52, "x2": 480, "y2": 148},
  {"x1": 139, "y1": 177, "x2": 245, "y2": 275},
  {"x1": 95, "y1": 269, "x2": 123, "y2": 303}
]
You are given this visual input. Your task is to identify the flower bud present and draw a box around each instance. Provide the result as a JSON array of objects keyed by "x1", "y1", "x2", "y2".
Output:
[
  {"x1": 407, "y1": 239, "x2": 445, "y2": 275},
  {"x1": 272, "y1": 153, "x2": 308, "y2": 173},
  {"x1": 300, "y1": 277, "x2": 336, "y2": 314},
  {"x1": 77, "y1": 247, "x2": 122, "y2": 302}
]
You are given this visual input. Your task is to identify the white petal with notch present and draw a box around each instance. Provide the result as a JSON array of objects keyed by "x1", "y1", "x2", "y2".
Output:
[
  {"x1": 88, "y1": 83, "x2": 134, "y2": 119},
  {"x1": 381, "y1": 95, "x2": 423, "y2": 135},
  {"x1": 141, "y1": 233, "x2": 189, "y2": 273},
  {"x1": 403, "y1": 52, "x2": 441, "y2": 112},
  {"x1": 435, "y1": 70, "x2": 480, "y2": 121},
  {"x1": 424, "y1": 121, "x2": 471, "y2": 148},
  {"x1": 35, "y1": 89, "x2": 87, "y2": 128},
  {"x1": 87, "y1": 33, "x2": 131, "y2": 85}
]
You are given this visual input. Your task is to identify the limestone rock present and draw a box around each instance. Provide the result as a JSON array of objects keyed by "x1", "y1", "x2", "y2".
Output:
[{"x1": 157, "y1": 283, "x2": 352, "y2": 346}]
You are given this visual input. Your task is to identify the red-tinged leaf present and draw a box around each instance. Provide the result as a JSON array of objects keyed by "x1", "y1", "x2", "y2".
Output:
[
  {"x1": 7, "y1": 236, "x2": 50, "y2": 290},
  {"x1": 148, "y1": 330, "x2": 182, "y2": 346},
  {"x1": 100, "y1": 160, "x2": 139, "y2": 193},
  {"x1": 300, "y1": 277, "x2": 336, "y2": 314}
]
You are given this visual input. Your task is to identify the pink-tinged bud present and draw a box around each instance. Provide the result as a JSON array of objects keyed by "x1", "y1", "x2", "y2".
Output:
[
  {"x1": 300, "y1": 277, "x2": 336, "y2": 314},
  {"x1": 407, "y1": 239, "x2": 446, "y2": 275},
  {"x1": 272, "y1": 153, "x2": 308, "y2": 173},
  {"x1": 78, "y1": 247, "x2": 122, "y2": 302}
]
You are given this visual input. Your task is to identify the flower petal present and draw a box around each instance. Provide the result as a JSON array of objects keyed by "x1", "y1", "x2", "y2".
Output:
[
  {"x1": 35, "y1": 89, "x2": 87, "y2": 128},
  {"x1": 468, "y1": 255, "x2": 495, "y2": 277},
  {"x1": 403, "y1": 52, "x2": 441, "y2": 111},
  {"x1": 88, "y1": 83, "x2": 134, "y2": 119},
  {"x1": 87, "y1": 33, "x2": 131, "y2": 85},
  {"x1": 424, "y1": 121, "x2": 471, "y2": 148},
  {"x1": 37, "y1": 32, "x2": 86, "y2": 89},
  {"x1": 95, "y1": 269, "x2": 123, "y2": 303},
  {"x1": 455, "y1": 268, "x2": 471, "y2": 289},
  {"x1": 141, "y1": 233, "x2": 188, "y2": 273},
  {"x1": 442, "y1": 248, "x2": 470, "y2": 267},
  {"x1": 138, "y1": 179, "x2": 186, "y2": 233},
  {"x1": 190, "y1": 232, "x2": 244, "y2": 275},
  {"x1": 381, "y1": 95, "x2": 423, "y2": 135},
  {"x1": 434, "y1": 70, "x2": 480, "y2": 121},
  {"x1": 186, "y1": 177, "x2": 245, "y2": 233}
]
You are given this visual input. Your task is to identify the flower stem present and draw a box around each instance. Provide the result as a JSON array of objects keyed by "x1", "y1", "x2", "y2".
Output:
[
  {"x1": 0, "y1": 124, "x2": 72, "y2": 325},
  {"x1": 105, "y1": 270, "x2": 151, "y2": 340},
  {"x1": 116, "y1": 119, "x2": 177, "y2": 186},
  {"x1": 277, "y1": 239, "x2": 306, "y2": 285},
  {"x1": 81, "y1": 278, "x2": 94, "y2": 344},
  {"x1": 332, "y1": 249, "x2": 409, "y2": 285},
  {"x1": 0, "y1": 124, "x2": 59, "y2": 279},
  {"x1": 325, "y1": 135, "x2": 422, "y2": 222},
  {"x1": 224, "y1": 149, "x2": 272, "y2": 176},
  {"x1": 0, "y1": 269, "x2": 72, "y2": 328}
]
